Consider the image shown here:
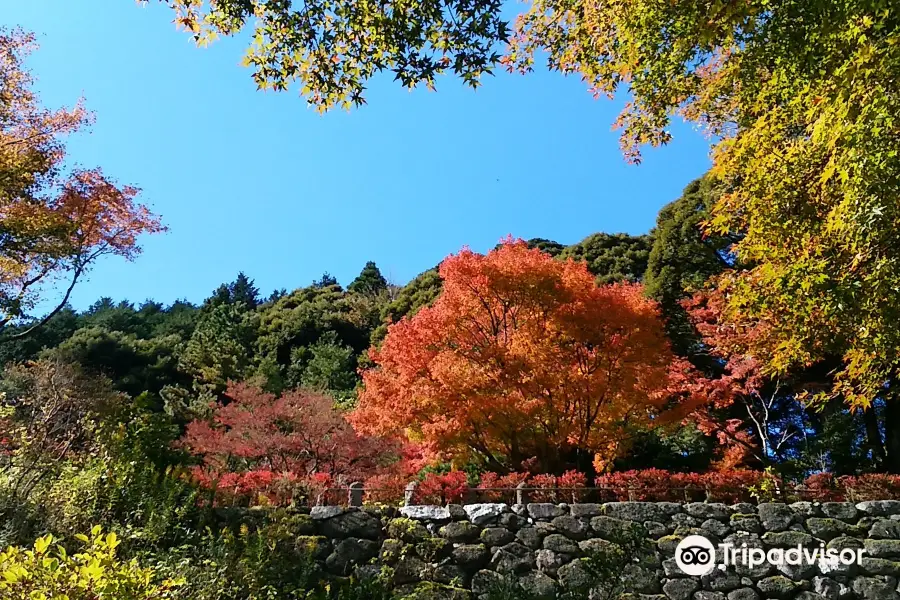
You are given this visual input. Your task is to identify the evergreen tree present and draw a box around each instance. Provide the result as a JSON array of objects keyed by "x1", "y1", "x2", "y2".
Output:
[
  {"x1": 643, "y1": 176, "x2": 735, "y2": 361},
  {"x1": 348, "y1": 261, "x2": 388, "y2": 296},
  {"x1": 312, "y1": 273, "x2": 339, "y2": 289},
  {"x1": 179, "y1": 303, "x2": 258, "y2": 396},
  {"x1": 204, "y1": 272, "x2": 260, "y2": 310},
  {"x1": 560, "y1": 232, "x2": 652, "y2": 284}
]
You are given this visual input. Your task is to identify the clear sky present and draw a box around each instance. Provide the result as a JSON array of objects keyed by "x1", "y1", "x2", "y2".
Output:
[{"x1": 5, "y1": 0, "x2": 713, "y2": 312}]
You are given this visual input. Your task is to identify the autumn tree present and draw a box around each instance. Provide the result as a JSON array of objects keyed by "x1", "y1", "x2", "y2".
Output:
[
  {"x1": 508, "y1": 0, "x2": 900, "y2": 425},
  {"x1": 181, "y1": 382, "x2": 390, "y2": 481},
  {"x1": 0, "y1": 30, "x2": 164, "y2": 338},
  {"x1": 352, "y1": 239, "x2": 680, "y2": 473},
  {"x1": 679, "y1": 289, "x2": 872, "y2": 476}
]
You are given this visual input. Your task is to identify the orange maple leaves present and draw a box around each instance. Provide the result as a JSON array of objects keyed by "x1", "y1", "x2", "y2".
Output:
[
  {"x1": 352, "y1": 238, "x2": 681, "y2": 472},
  {"x1": 0, "y1": 29, "x2": 164, "y2": 331}
]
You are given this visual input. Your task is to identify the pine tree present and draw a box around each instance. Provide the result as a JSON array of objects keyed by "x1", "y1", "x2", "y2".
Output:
[{"x1": 348, "y1": 261, "x2": 388, "y2": 296}]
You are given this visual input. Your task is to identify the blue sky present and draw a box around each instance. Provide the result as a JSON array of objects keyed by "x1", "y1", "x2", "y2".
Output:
[{"x1": 5, "y1": 0, "x2": 712, "y2": 313}]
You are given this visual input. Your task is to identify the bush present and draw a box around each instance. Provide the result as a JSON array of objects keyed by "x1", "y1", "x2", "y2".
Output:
[
  {"x1": 838, "y1": 473, "x2": 900, "y2": 501},
  {"x1": 149, "y1": 513, "x2": 324, "y2": 600},
  {"x1": 595, "y1": 469, "x2": 765, "y2": 502},
  {"x1": 0, "y1": 527, "x2": 182, "y2": 600},
  {"x1": 414, "y1": 471, "x2": 469, "y2": 504}
]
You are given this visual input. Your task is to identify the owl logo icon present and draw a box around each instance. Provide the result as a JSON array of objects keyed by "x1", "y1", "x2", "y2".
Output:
[{"x1": 675, "y1": 535, "x2": 717, "y2": 576}]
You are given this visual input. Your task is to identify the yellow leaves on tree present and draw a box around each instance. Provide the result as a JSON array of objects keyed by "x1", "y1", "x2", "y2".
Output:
[
  {"x1": 352, "y1": 238, "x2": 679, "y2": 473},
  {"x1": 0, "y1": 29, "x2": 164, "y2": 336}
]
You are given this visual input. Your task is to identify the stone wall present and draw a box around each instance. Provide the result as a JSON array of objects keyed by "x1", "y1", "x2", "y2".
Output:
[{"x1": 291, "y1": 500, "x2": 900, "y2": 600}]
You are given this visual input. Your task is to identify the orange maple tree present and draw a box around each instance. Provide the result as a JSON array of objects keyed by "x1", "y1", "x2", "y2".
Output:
[
  {"x1": 351, "y1": 238, "x2": 680, "y2": 473},
  {"x1": 0, "y1": 29, "x2": 164, "y2": 336}
]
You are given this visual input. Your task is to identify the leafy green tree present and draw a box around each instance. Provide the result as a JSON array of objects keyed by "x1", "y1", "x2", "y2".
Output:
[
  {"x1": 371, "y1": 268, "x2": 443, "y2": 345},
  {"x1": 82, "y1": 300, "x2": 145, "y2": 337},
  {"x1": 643, "y1": 177, "x2": 735, "y2": 361},
  {"x1": 148, "y1": 300, "x2": 199, "y2": 339},
  {"x1": 0, "y1": 306, "x2": 79, "y2": 365},
  {"x1": 297, "y1": 331, "x2": 359, "y2": 402},
  {"x1": 266, "y1": 288, "x2": 288, "y2": 304},
  {"x1": 179, "y1": 303, "x2": 258, "y2": 396},
  {"x1": 348, "y1": 261, "x2": 388, "y2": 296},
  {"x1": 495, "y1": 237, "x2": 566, "y2": 257},
  {"x1": 50, "y1": 328, "x2": 186, "y2": 401},
  {"x1": 256, "y1": 285, "x2": 373, "y2": 389},
  {"x1": 525, "y1": 237, "x2": 566, "y2": 257},
  {"x1": 152, "y1": 0, "x2": 508, "y2": 111},
  {"x1": 560, "y1": 232, "x2": 651, "y2": 284}
]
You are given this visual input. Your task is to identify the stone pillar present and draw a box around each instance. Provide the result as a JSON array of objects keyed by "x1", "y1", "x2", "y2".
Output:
[
  {"x1": 404, "y1": 481, "x2": 418, "y2": 506},
  {"x1": 516, "y1": 481, "x2": 528, "y2": 505},
  {"x1": 348, "y1": 482, "x2": 364, "y2": 507}
]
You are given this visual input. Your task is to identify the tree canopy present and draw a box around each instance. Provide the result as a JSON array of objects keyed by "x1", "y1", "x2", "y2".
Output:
[
  {"x1": 352, "y1": 239, "x2": 679, "y2": 473},
  {"x1": 153, "y1": 0, "x2": 508, "y2": 111},
  {"x1": 0, "y1": 30, "x2": 163, "y2": 338}
]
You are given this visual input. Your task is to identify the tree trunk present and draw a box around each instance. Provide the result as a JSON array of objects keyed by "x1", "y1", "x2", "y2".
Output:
[
  {"x1": 864, "y1": 405, "x2": 887, "y2": 469},
  {"x1": 883, "y1": 396, "x2": 900, "y2": 474}
]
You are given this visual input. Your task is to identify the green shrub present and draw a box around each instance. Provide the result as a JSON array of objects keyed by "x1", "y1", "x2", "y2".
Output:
[
  {"x1": 0, "y1": 527, "x2": 182, "y2": 600},
  {"x1": 150, "y1": 516, "x2": 324, "y2": 600}
]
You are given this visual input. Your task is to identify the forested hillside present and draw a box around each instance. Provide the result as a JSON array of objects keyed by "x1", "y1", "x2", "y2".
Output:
[{"x1": 0, "y1": 229, "x2": 652, "y2": 417}]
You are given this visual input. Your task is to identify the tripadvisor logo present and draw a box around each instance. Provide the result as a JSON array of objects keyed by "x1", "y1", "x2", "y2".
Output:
[{"x1": 674, "y1": 535, "x2": 865, "y2": 577}]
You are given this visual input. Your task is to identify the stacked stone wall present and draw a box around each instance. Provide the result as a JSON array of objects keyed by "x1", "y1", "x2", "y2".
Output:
[{"x1": 282, "y1": 500, "x2": 900, "y2": 600}]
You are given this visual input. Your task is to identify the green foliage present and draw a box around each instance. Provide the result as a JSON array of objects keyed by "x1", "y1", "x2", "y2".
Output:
[
  {"x1": 749, "y1": 467, "x2": 782, "y2": 503},
  {"x1": 524, "y1": 237, "x2": 566, "y2": 257},
  {"x1": 372, "y1": 268, "x2": 442, "y2": 345},
  {"x1": 312, "y1": 273, "x2": 339, "y2": 289},
  {"x1": 613, "y1": 423, "x2": 715, "y2": 473},
  {"x1": 643, "y1": 176, "x2": 734, "y2": 361},
  {"x1": 150, "y1": 515, "x2": 323, "y2": 600},
  {"x1": 0, "y1": 528, "x2": 183, "y2": 600},
  {"x1": 570, "y1": 522, "x2": 650, "y2": 600},
  {"x1": 50, "y1": 327, "x2": 186, "y2": 400},
  {"x1": 560, "y1": 232, "x2": 652, "y2": 284},
  {"x1": 206, "y1": 273, "x2": 261, "y2": 311},
  {"x1": 297, "y1": 331, "x2": 359, "y2": 403},
  {"x1": 180, "y1": 302, "x2": 258, "y2": 396},
  {"x1": 155, "y1": 0, "x2": 509, "y2": 111},
  {"x1": 0, "y1": 305, "x2": 79, "y2": 365},
  {"x1": 348, "y1": 262, "x2": 388, "y2": 296}
]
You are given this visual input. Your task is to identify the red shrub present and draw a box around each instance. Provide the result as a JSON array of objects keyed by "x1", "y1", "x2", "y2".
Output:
[
  {"x1": 415, "y1": 471, "x2": 469, "y2": 504},
  {"x1": 595, "y1": 469, "x2": 674, "y2": 501},
  {"x1": 363, "y1": 473, "x2": 407, "y2": 505},
  {"x1": 530, "y1": 474, "x2": 558, "y2": 502},
  {"x1": 839, "y1": 474, "x2": 900, "y2": 501},
  {"x1": 700, "y1": 470, "x2": 766, "y2": 503},
  {"x1": 181, "y1": 383, "x2": 395, "y2": 506},
  {"x1": 558, "y1": 470, "x2": 589, "y2": 503},
  {"x1": 801, "y1": 472, "x2": 845, "y2": 502},
  {"x1": 477, "y1": 471, "x2": 530, "y2": 502},
  {"x1": 593, "y1": 468, "x2": 765, "y2": 502}
]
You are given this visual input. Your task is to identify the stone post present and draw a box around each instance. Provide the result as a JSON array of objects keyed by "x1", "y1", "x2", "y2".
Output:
[
  {"x1": 348, "y1": 482, "x2": 364, "y2": 507},
  {"x1": 404, "y1": 481, "x2": 418, "y2": 506},
  {"x1": 516, "y1": 481, "x2": 528, "y2": 505}
]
